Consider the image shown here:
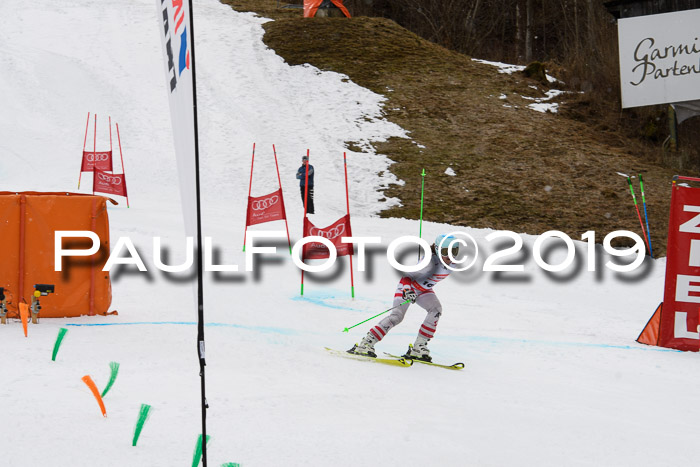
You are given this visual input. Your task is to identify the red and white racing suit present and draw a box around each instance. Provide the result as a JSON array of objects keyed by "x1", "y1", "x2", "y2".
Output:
[{"x1": 368, "y1": 252, "x2": 451, "y2": 343}]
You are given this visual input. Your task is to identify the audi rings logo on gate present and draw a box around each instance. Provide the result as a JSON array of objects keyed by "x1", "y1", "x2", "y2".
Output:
[
  {"x1": 86, "y1": 152, "x2": 110, "y2": 162},
  {"x1": 310, "y1": 224, "x2": 345, "y2": 240},
  {"x1": 97, "y1": 172, "x2": 122, "y2": 185},
  {"x1": 251, "y1": 195, "x2": 279, "y2": 211}
]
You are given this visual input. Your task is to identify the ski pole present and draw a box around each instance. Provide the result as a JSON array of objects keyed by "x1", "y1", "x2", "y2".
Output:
[
  {"x1": 418, "y1": 168, "x2": 426, "y2": 260},
  {"x1": 342, "y1": 299, "x2": 411, "y2": 333},
  {"x1": 638, "y1": 174, "x2": 653, "y2": 258},
  {"x1": 626, "y1": 176, "x2": 651, "y2": 255}
]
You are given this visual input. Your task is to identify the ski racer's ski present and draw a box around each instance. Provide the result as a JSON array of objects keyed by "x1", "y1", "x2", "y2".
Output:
[
  {"x1": 325, "y1": 347, "x2": 413, "y2": 367},
  {"x1": 384, "y1": 353, "x2": 465, "y2": 370}
]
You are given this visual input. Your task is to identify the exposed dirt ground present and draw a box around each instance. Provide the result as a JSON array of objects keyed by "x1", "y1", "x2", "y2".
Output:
[{"x1": 221, "y1": 0, "x2": 693, "y2": 256}]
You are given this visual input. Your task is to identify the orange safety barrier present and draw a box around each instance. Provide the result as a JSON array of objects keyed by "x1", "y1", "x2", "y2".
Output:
[{"x1": 0, "y1": 192, "x2": 115, "y2": 318}]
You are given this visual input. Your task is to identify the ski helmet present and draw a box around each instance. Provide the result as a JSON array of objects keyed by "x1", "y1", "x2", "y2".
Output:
[{"x1": 435, "y1": 234, "x2": 459, "y2": 258}]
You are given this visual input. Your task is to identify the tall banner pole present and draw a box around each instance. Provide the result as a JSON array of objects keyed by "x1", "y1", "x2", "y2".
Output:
[
  {"x1": 272, "y1": 144, "x2": 292, "y2": 254},
  {"x1": 79, "y1": 112, "x2": 90, "y2": 189},
  {"x1": 418, "y1": 168, "x2": 426, "y2": 260},
  {"x1": 243, "y1": 143, "x2": 256, "y2": 252},
  {"x1": 92, "y1": 114, "x2": 97, "y2": 195},
  {"x1": 301, "y1": 149, "x2": 310, "y2": 295},
  {"x1": 186, "y1": 3, "x2": 209, "y2": 462},
  {"x1": 343, "y1": 152, "x2": 355, "y2": 299},
  {"x1": 156, "y1": 1, "x2": 209, "y2": 462},
  {"x1": 116, "y1": 123, "x2": 130, "y2": 208}
]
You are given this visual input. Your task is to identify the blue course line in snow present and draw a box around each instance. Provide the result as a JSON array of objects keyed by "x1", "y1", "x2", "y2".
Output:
[
  {"x1": 291, "y1": 294, "x2": 369, "y2": 312},
  {"x1": 64, "y1": 321, "x2": 297, "y2": 335},
  {"x1": 389, "y1": 332, "x2": 681, "y2": 353},
  {"x1": 448, "y1": 334, "x2": 681, "y2": 352}
]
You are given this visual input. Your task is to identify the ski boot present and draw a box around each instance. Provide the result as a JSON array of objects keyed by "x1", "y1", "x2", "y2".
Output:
[
  {"x1": 348, "y1": 333, "x2": 378, "y2": 358},
  {"x1": 403, "y1": 336, "x2": 432, "y2": 362}
]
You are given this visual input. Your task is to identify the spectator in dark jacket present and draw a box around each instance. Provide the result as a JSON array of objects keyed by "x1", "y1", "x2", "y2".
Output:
[{"x1": 296, "y1": 155, "x2": 315, "y2": 214}]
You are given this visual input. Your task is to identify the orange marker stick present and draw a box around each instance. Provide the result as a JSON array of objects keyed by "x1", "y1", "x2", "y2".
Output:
[
  {"x1": 19, "y1": 303, "x2": 29, "y2": 337},
  {"x1": 81, "y1": 375, "x2": 107, "y2": 417}
]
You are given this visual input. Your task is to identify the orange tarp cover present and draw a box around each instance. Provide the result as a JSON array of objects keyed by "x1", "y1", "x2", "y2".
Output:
[
  {"x1": 304, "y1": 0, "x2": 351, "y2": 18},
  {"x1": 0, "y1": 192, "x2": 114, "y2": 318}
]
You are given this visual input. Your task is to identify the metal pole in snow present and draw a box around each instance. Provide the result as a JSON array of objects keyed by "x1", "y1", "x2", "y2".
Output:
[
  {"x1": 272, "y1": 144, "x2": 293, "y2": 254},
  {"x1": 78, "y1": 112, "x2": 90, "y2": 189},
  {"x1": 638, "y1": 174, "x2": 653, "y2": 258},
  {"x1": 626, "y1": 176, "x2": 650, "y2": 255},
  {"x1": 418, "y1": 168, "x2": 426, "y2": 260},
  {"x1": 116, "y1": 123, "x2": 130, "y2": 208},
  {"x1": 242, "y1": 143, "x2": 255, "y2": 251},
  {"x1": 344, "y1": 152, "x2": 355, "y2": 299}
]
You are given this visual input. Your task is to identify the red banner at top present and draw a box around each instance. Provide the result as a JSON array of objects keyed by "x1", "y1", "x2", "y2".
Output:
[
  {"x1": 660, "y1": 182, "x2": 700, "y2": 351},
  {"x1": 302, "y1": 214, "x2": 353, "y2": 260},
  {"x1": 246, "y1": 188, "x2": 287, "y2": 227},
  {"x1": 93, "y1": 168, "x2": 127, "y2": 198},
  {"x1": 81, "y1": 150, "x2": 114, "y2": 172}
]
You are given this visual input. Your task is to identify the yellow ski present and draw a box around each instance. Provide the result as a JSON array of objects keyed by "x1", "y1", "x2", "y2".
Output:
[{"x1": 324, "y1": 347, "x2": 413, "y2": 367}]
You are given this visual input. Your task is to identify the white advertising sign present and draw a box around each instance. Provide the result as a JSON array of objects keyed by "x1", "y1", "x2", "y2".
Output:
[{"x1": 618, "y1": 9, "x2": 700, "y2": 108}]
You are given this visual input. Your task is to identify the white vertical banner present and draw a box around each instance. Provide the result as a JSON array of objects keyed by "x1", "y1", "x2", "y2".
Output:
[
  {"x1": 617, "y1": 9, "x2": 700, "y2": 109},
  {"x1": 156, "y1": 0, "x2": 198, "y2": 240},
  {"x1": 155, "y1": 4, "x2": 209, "y2": 460}
]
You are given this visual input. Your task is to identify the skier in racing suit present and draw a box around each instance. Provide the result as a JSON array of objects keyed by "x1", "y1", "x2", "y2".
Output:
[{"x1": 349, "y1": 234, "x2": 458, "y2": 362}]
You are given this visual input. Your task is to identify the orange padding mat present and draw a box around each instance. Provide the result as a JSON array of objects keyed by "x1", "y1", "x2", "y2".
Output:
[{"x1": 0, "y1": 192, "x2": 114, "y2": 318}]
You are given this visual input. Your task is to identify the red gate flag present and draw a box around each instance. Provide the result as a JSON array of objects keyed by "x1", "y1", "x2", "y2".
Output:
[
  {"x1": 81, "y1": 150, "x2": 114, "y2": 172},
  {"x1": 303, "y1": 214, "x2": 353, "y2": 260},
  {"x1": 246, "y1": 188, "x2": 286, "y2": 226},
  {"x1": 93, "y1": 168, "x2": 128, "y2": 198},
  {"x1": 638, "y1": 176, "x2": 700, "y2": 351},
  {"x1": 242, "y1": 144, "x2": 292, "y2": 253}
]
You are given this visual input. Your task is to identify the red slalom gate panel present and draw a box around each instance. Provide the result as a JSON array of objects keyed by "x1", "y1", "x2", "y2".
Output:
[
  {"x1": 81, "y1": 150, "x2": 114, "y2": 172},
  {"x1": 655, "y1": 181, "x2": 700, "y2": 350},
  {"x1": 93, "y1": 168, "x2": 128, "y2": 198},
  {"x1": 302, "y1": 214, "x2": 353, "y2": 260},
  {"x1": 246, "y1": 189, "x2": 286, "y2": 227}
]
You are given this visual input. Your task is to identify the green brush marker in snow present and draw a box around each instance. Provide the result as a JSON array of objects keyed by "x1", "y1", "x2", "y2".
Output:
[
  {"x1": 101, "y1": 361, "x2": 120, "y2": 397},
  {"x1": 51, "y1": 328, "x2": 68, "y2": 361},
  {"x1": 192, "y1": 434, "x2": 211, "y2": 467},
  {"x1": 132, "y1": 404, "x2": 152, "y2": 447}
]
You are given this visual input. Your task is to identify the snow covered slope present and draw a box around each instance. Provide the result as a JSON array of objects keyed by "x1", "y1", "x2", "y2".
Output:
[{"x1": 0, "y1": 1, "x2": 696, "y2": 466}]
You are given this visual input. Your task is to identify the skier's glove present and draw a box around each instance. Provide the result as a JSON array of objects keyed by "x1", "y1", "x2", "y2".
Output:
[{"x1": 402, "y1": 288, "x2": 417, "y2": 304}]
